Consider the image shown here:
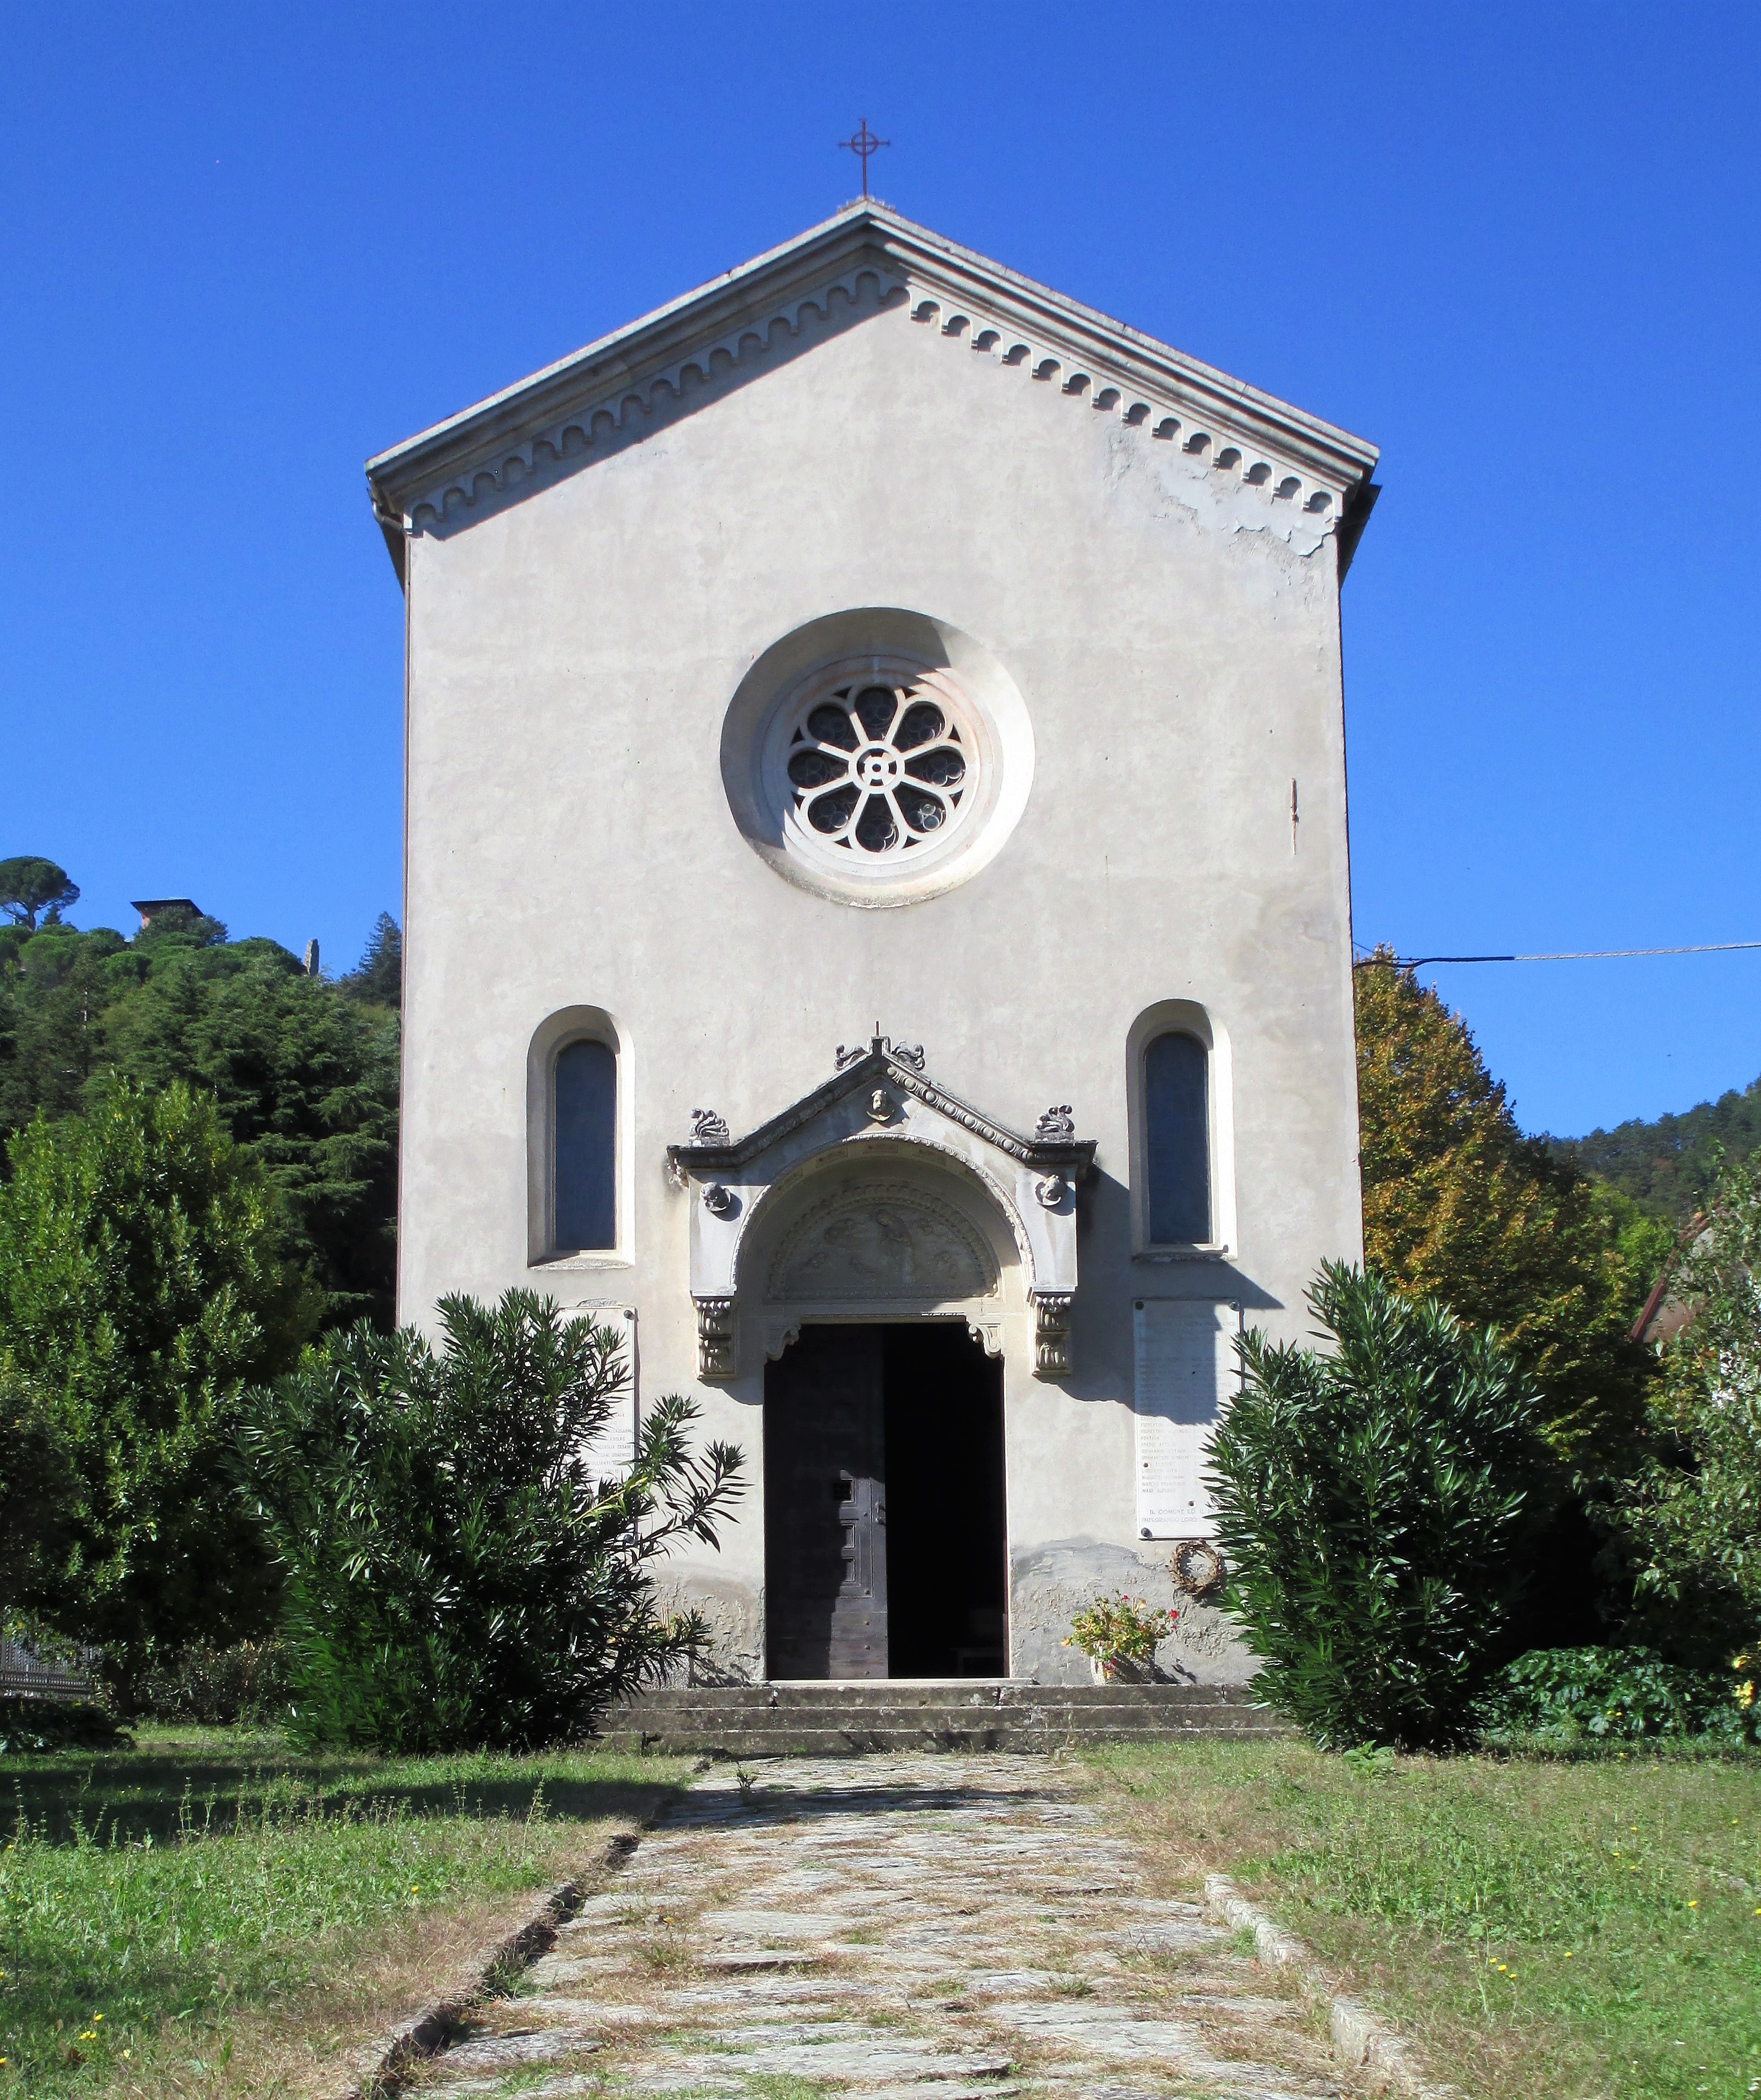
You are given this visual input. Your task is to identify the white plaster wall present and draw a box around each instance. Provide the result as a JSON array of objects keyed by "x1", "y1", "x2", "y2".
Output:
[{"x1": 396, "y1": 289, "x2": 1364, "y2": 1684}]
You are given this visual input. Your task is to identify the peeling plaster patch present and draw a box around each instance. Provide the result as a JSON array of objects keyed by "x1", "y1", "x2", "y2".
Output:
[
  {"x1": 1104, "y1": 421, "x2": 1336, "y2": 563},
  {"x1": 1011, "y1": 1537, "x2": 1260, "y2": 1687}
]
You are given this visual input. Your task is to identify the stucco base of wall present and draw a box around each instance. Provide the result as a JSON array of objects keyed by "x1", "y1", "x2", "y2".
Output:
[
  {"x1": 649, "y1": 1574, "x2": 765, "y2": 1687},
  {"x1": 644, "y1": 1543, "x2": 1257, "y2": 1688},
  {"x1": 1010, "y1": 1539, "x2": 1258, "y2": 1687}
]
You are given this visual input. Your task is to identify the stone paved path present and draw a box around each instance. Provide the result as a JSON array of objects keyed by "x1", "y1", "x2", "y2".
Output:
[{"x1": 420, "y1": 1754, "x2": 1351, "y2": 2100}]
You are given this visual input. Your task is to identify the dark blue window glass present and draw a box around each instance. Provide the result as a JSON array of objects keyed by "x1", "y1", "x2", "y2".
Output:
[
  {"x1": 553, "y1": 1038, "x2": 616, "y2": 1251},
  {"x1": 1144, "y1": 1032, "x2": 1211, "y2": 1244}
]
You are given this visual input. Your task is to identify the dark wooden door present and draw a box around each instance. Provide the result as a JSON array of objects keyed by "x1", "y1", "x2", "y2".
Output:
[{"x1": 764, "y1": 1326, "x2": 888, "y2": 1679}]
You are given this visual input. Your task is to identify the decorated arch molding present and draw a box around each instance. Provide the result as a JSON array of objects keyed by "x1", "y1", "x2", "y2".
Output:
[{"x1": 665, "y1": 1032, "x2": 1095, "y2": 1382}]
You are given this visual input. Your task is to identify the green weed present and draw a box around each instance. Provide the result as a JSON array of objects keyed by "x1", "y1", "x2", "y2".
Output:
[
  {"x1": 633, "y1": 1931, "x2": 695, "y2": 1976},
  {"x1": 0, "y1": 1726, "x2": 683, "y2": 2097},
  {"x1": 1087, "y1": 1738, "x2": 1761, "y2": 2100}
]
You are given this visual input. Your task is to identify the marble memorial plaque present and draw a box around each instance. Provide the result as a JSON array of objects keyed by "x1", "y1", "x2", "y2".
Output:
[{"x1": 1132, "y1": 1299, "x2": 1239, "y2": 1539}]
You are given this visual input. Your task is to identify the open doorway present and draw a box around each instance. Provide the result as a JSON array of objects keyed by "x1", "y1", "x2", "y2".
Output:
[{"x1": 763, "y1": 1322, "x2": 1007, "y2": 1680}]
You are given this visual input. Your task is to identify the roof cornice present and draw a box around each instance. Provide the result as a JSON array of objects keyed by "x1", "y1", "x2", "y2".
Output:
[{"x1": 366, "y1": 202, "x2": 1379, "y2": 581}]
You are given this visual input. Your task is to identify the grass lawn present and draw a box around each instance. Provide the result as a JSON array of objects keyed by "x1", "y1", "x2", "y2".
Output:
[
  {"x1": 1085, "y1": 1739, "x2": 1761, "y2": 2100},
  {"x1": 1, "y1": 1723, "x2": 688, "y2": 2100}
]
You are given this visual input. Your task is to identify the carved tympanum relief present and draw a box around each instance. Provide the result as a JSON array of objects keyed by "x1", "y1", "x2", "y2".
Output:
[{"x1": 767, "y1": 1183, "x2": 999, "y2": 1302}]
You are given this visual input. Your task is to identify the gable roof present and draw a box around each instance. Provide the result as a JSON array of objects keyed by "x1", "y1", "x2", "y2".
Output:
[{"x1": 365, "y1": 201, "x2": 1379, "y2": 582}]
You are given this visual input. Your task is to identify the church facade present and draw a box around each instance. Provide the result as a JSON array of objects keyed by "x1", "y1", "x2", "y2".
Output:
[{"x1": 366, "y1": 204, "x2": 1378, "y2": 1686}]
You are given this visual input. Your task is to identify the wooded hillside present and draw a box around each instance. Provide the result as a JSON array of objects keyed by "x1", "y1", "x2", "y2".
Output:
[
  {"x1": 0, "y1": 888, "x2": 401, "y2": 1330},
  {"x1": 1547, "y1": 1076, "x2": 1761, "y2": 1223}
]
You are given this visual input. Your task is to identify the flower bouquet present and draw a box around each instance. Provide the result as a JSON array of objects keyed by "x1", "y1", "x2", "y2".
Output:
[{"x1": 1064, "y1": 1591, "x2": 1178, "y2": 1683}]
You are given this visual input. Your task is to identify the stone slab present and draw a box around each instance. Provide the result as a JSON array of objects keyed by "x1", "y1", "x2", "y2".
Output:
[{"x1": 420, "y1": 1752, "x2": 1349, "y2": 2099}]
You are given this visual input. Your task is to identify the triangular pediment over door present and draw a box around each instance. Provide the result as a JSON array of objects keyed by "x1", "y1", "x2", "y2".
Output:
[{"x1": 666, "y1": 1032, "x2": 1095, "y2": 1382}]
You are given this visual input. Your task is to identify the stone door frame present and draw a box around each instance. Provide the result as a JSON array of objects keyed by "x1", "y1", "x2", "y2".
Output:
[{"x1": 666, "y1": 1033, "x2": 1094, "y2": 1386}]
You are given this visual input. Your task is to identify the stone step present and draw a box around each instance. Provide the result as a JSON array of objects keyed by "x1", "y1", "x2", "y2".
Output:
[
  {"x1": 608, "y1": 1703, "x2": 1272, "y2": 1732},
  {"x1": 594, "y1": 1679, "x2": 1288, "y2": 1754},
  {"x1": 620, "y1": 1680, "x2": 1267, "y2": 1709},
  {"x1": 595, "y1": 1722, "x2": 1285, "y2": 1757}
]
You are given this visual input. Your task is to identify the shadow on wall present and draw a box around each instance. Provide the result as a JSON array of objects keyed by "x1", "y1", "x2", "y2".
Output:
[
  {"x1": 1073, "y1": 1164, "x2": 1283, "y2": 1349},
  {"x1": 411, "y1": 272, "x2": 908, "y2": 542}
]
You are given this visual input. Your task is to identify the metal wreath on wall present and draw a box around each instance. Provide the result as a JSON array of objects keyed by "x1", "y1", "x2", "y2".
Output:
[{"x1": 1169, "y1": 1540, "x2": 1226, "y2": 1600}]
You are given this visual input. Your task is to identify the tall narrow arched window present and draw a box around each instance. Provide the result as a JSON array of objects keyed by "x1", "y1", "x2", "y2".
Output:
[
  {"x1": 1144, "y1": 1030, "x2": 1211, "y2": 1244},
  {"x1": 553, "y1": 1038, "x2": 617, "y2": 1252}
]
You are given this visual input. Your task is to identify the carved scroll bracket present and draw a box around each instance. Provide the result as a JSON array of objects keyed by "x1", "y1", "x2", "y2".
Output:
[
  {"x1": 836, "y1": 1028, "x2": 925, "y2": 1072},
  {"x1": 965, "y1": 1317, "x2": 1004, "y2": 1360},
  {"x1": 1030, "y1": 1290, "x2": 1075, "y2": 1380}
]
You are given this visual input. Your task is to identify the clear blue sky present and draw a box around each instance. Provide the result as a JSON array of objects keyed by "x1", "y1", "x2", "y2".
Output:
[{"x1": 2, "y1": 4, "x2": 1756, "y2": 1139}]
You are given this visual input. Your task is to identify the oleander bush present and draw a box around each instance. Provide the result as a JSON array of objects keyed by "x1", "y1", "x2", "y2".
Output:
[
  {"x1": 1207, "y1": 1261, "x2": 1541, "y2": 1751},
  {"x1": 134, "y1": 1638, "x2": 294, "y2": 1725},
  {"x1": 234, "y1": 1290, "x2": 746, "y2": 1752}
]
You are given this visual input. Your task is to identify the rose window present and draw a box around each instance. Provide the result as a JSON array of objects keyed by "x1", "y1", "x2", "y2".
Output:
[
  {"x1": 782, "y1": 678, "x2": 970, "y2": 859},
  {"x1": 740, "y1": 626, "x2": 1026, "y2": 909}
]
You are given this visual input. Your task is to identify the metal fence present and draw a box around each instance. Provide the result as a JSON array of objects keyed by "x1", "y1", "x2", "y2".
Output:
[{"x1": 0, "y1": 1635, "x2": 96, "y2": 1699}]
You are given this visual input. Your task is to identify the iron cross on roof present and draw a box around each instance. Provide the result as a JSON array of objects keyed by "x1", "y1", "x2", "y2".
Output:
[{"x1": 838, "y1": 117, "x2": 889, "y2": 198}]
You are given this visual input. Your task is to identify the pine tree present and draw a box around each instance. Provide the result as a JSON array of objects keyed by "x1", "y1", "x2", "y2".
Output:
[{"x1": 340, "y1": 911, "x2": 401, "y2": 1007}]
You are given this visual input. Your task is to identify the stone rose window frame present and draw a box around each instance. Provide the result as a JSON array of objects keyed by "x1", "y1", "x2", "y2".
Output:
[{"x1": 721, "y1": 608, "x2": 1036, "y2": 911}]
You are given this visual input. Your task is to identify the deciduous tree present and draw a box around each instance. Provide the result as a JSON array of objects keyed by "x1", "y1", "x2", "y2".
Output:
[
  {"x1": 0, "y1": 897, "x2": 401, "y2": 1329},
  {"x1": 1355, "y1": 951, "x2": 1665, "y2": 1461},
  {"x1": 1617, "y1": 1149, "x2": 1761, "y2": 1650},
  {"x1": 98, "y1": 935, "x2": 399, "y2": 1328}
]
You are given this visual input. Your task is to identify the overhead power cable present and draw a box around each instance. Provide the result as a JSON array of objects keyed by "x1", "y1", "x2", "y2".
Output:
[{"x1": 1355, "y1": 941, "x2": 1761, "y2": 970}]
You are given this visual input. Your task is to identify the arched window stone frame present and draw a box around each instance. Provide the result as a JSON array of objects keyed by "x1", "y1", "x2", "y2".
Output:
[
  {"x1": 1126, "y1": 999, "x2": 1236, "y2": 1258},
  {"x1": 526, "y1": 1005, "x2": 633, "y2": 1267}
]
